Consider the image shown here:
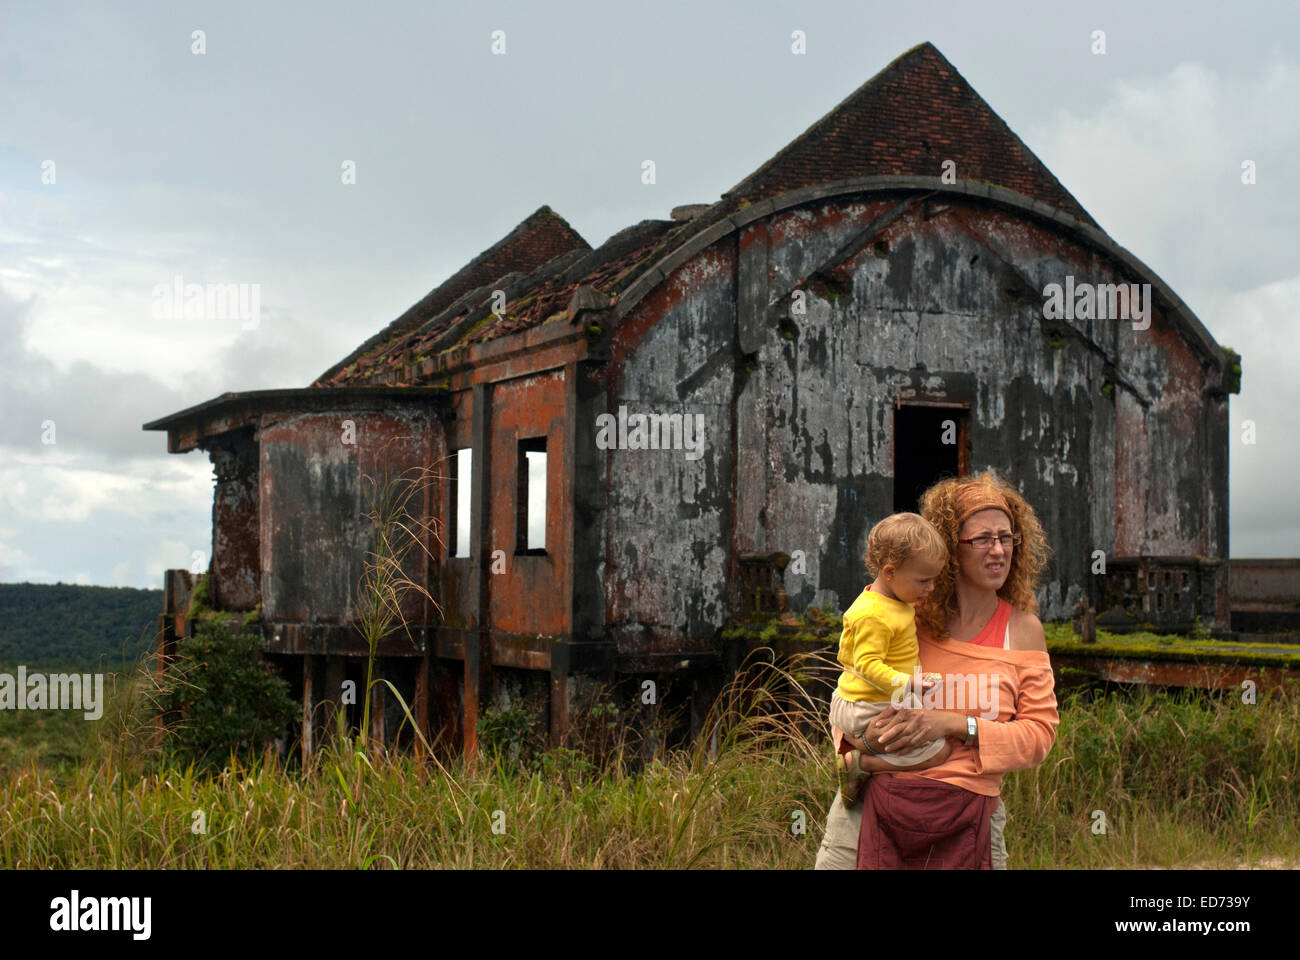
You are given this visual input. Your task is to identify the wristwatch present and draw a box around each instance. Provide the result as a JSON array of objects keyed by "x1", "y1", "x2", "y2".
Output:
[{"x1": 963, "y1": 715, "x2": 978, "y2": 745}]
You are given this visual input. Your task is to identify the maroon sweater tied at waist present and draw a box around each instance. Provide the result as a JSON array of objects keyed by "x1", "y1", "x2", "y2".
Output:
[{"x1": 857, "y1": 774, "x2": 1001, "y2": 870}]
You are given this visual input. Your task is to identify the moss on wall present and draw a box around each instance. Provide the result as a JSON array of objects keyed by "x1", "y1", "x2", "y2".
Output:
[
  {"x1": 1044, "y1": 621, "x2": 1300, "y2": 667},
  {"x1": 1221, "y1": 345, "x2": 1243, "y2": 394}
]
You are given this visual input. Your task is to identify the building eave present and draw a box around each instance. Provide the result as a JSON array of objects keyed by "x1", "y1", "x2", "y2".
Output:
[{"x1": 143, "y1": 386, "x2": 447, "y2": 453}]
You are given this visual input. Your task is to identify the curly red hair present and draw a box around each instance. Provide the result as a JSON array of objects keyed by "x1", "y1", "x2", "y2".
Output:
[{"x1": 912, "y1": 470, "x2": 1051, "y2": 640}]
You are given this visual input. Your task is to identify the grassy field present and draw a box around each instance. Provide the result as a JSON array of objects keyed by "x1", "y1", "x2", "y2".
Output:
[
  {"x1": 0, "y1": 660, "x2": 104, "y2": 772},
  {"x1": 1, "y1": 651, "x2": 1297, "y2": 869}
]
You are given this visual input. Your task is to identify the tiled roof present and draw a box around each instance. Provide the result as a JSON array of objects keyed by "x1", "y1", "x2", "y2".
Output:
[
  {"x1": 319, "y1": 217, "x2": 693, "y2": 386},
  {"x1": 312, "y1": 206, "x2": 589, "y2": 386},
  {"x1": 720, "y1": 41, "x2": 1096, "y2": 226},
  {"x1": 458, "y1": 219, "x2": 684, "y2": 345},
  {"x1": 320, "y1": 42, "x2": 1101, "y2": 386}
]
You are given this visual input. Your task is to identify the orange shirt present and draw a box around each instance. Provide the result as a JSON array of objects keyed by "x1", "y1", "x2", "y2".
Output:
[{"x1": 882, "y1": 602, "x2": 1059, "y2": 797}]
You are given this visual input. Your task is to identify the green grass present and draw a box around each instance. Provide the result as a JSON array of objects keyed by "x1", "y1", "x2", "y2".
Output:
[
  {"x1": 1004, "y1": 683, "x2": 1300, "y2": 868},
  {"x1": 1, "y1": 652, "x2": 1297, "y2": 869},
  {"x1": 0, "y1": 659, "x2": 114, "y2": 772}
]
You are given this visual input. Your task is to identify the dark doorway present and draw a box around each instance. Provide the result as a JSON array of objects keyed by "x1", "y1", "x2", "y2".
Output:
[{"x1": 893, "y1": 404, "x2": 969, "y2": 513}]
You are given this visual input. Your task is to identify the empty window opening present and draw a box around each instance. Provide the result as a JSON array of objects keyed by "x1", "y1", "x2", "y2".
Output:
[
  {"x1": 893, "y1": 405, "x2": 969, "y2": 514},
  {"x1": 517, "y1": 437, "x2": 547, "y2": 554},
  {"x1": 449, "y1": 448, "x2": 472, "y2": 558}
]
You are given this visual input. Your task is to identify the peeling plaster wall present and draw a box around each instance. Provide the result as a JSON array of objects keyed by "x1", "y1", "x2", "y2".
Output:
[
  {"x1": 749, "y1": 197, "x2": 1221, "y2": 622},
  {"x1": 605, "y1": 243, "x2": 737, "y2": 656},
  {"x1": 604, "y1": 193, "x2": 1224, "y2": 635},
  {"x1": 732, "y1": 200, "x2": 1077, "y2": 619},
  {"x1": 259, "y1": 410, "x2": 437, "y2": 624},
  {"x1": 963, "y1": 204, "x2": 1223, "y2": 563},
  {"x1": 207, "y1": 427, "x2": 260, "y2": 611},
  {"x1": 1121, "y1": 325, "x2": 1209, "y2": 555}
]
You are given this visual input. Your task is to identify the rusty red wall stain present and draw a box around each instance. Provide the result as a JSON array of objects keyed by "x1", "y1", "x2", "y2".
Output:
[{"x1": 488, "y1": 370, "x2": 568, "y2": 635}]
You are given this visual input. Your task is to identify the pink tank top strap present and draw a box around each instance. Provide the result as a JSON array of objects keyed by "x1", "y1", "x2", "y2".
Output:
[{"x1": 969, "y1": 599, "x2": 1013, "y2": 648}]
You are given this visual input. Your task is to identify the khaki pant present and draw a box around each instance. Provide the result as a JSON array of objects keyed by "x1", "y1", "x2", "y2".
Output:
[
  {"x1": 814, "y1": 790, "x2": 1008, "y2": 869},
  {"x1": 830, "y1": 692, "x2": 948, "y2": 766}
]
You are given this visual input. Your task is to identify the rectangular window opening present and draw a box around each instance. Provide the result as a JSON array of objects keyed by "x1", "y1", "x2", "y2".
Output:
[
  {"x1": 449, "y1": 447, "x2": 472, "y2": 558},
  {"x1": 516, "y1": 437, "x2": 547, "y2": 554}
]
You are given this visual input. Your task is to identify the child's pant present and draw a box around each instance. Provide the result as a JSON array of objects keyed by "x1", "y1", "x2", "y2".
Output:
[{"x1": 829, "y1": 691, "x2": 947, "y2": 766}]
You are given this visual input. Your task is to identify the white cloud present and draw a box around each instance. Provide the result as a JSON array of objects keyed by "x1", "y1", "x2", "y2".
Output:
[
  {"x1": 145, "y1": 539, "x2": 200, "y2": 584},
  {"x1": 0, "y1": 451, "x2": 210, "y2": 523},
  {"x1": 1027, "y1": 57, "x2": 1300, "y2": 305},
  {"x1": 33, "y1": 466, "x2": 141, "y2": 524},
  {"x1": 1202, "y1": 276, "x2": 1300, "y2": 557},
  {"x1": 0, "y1": 538, "x2": 34, "y2": 576},
  {"x1": 1027, "y1": 58, "x2": 1300, "y2": 558},
  {"x1": 109, "y1": 560, "x2": 134, "y2": 586}
]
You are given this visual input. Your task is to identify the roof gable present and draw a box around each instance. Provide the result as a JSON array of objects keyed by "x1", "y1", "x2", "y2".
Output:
[{"x1": 722, "y1": 42, "x2": 1097, "y2": 227}]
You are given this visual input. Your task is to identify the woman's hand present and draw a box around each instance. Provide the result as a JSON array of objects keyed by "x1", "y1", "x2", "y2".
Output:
[{"x1": 870, "y1": 708, "x2": 963, "y2": 752}]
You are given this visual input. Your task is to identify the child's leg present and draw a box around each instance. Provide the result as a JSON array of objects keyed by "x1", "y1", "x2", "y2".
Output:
[
  {"x1": 856, "y1": 737, "x2": 954, "y2": 773},
  {"x1": 830, "y1": 694, "x2": 881, "y2": 755}
]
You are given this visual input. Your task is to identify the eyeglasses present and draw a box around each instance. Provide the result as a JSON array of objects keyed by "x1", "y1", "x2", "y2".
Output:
[{"x1": 957, "y1": 533, "x2": 1022, "y2": 551}]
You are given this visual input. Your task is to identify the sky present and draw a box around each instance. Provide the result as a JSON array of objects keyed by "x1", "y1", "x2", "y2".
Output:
[{"x1": 1, "y1": 0, "x2": 1297, "y2": 589}]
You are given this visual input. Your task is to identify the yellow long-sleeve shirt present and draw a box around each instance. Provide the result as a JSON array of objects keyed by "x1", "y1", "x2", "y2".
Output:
[{"x1": 835, "y1": 586, "x2": 919, "y2": 703}]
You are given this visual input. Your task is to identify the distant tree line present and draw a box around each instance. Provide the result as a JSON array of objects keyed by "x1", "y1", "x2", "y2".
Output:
[{"x1": 0, "y1": 582, "x2": 162, "y2": 666}]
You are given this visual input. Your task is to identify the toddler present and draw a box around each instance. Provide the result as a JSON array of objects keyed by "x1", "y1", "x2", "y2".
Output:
[{"x1": 831, "y1": 512, "x2": 954, "y2": 804}]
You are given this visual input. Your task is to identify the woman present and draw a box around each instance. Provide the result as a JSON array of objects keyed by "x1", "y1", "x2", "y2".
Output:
[{"x1": 814, "y1": 471, "x2": 1059, "y2": 869}]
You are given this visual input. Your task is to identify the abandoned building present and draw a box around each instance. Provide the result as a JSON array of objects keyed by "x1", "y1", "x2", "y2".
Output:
[{"x1": 144, "y1": 42, "x2": 1242, "y2": 755}]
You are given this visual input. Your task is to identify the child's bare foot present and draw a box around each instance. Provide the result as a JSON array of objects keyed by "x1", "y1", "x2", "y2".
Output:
[{"x1": 835, "y1": 747, "x2": 872, "y2": 805}]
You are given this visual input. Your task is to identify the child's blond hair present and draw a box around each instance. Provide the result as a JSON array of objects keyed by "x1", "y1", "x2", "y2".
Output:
[{"x1": 864, "y1": 512, "x2": 948, "y2": 577}]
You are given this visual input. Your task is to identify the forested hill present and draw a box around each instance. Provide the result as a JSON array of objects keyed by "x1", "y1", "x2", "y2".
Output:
[{"x1": 0, "y1": 582, "x2": 163, "y2": 665}]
